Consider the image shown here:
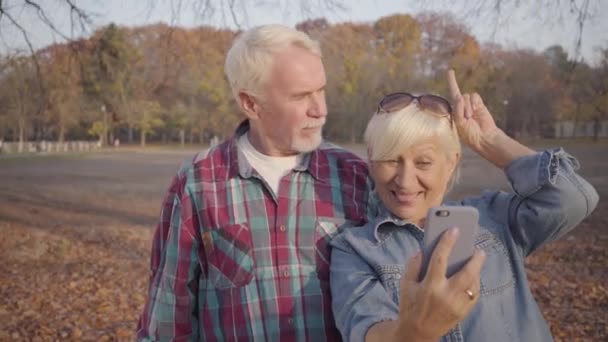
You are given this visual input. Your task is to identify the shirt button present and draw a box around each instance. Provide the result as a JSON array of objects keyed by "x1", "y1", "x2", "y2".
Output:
[
  {"x1": 283, "y1": 270, "x2": 290, "y2": 277},
  {"x1": 287, "y1": 318, "x2": 294, "y2": 325},
  {"x1": 279, "y1": 225, "x2": 286, "y2": 232}
]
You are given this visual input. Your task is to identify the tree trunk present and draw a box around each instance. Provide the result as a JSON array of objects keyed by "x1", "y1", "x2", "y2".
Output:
[
  {"x1": 140, "y1": 130, "x2": 146, "y2": 147},
  {"x1": 128, "y1": 123, "x2": 134, "y2": 143},
  {"x1": 593, "y1": 117, "x2": 600, "y2": 142},
  {"x1": 571, "y1": 103, "x2": 581, "y2": 138},
  {"x1": 18, "y1": 119, "x2": 25, "y2": 153},
  {"x1": 102, "y1": 108, "x2": 108, "y2": 146},
  {"x1": 189, "y1": 129, "x2": 195, "y2": 144},
  {"x1": 180, "y1": 129, "x2": 186, "y2": 147},
  {"x1": 58, "y1": 124, "x2": 65, "y2": 143},
  {"x1": 0, "y1": 117, "x2": 5, "y2": 142}
]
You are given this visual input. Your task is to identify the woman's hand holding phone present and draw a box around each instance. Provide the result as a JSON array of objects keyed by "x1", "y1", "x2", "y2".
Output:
[{"x1": 394, "y1": 225, "x2": 486, "y2": 341}]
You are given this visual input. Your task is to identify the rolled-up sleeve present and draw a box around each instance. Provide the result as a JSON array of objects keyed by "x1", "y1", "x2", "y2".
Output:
[
  {"x1": 330, "y1": 235, "x2": 398, "y2": 342},
  {"x1": 489, "y1": 148, "x2": 599, "y2": 256},
  {"x1": 137, "y1": 173, "x2": 202, "y2": 341}
]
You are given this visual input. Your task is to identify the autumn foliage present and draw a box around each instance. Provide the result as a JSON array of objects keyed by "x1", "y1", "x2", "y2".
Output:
[{"x1": 1, "y1": 14, "x2": 607, "y2": 147}]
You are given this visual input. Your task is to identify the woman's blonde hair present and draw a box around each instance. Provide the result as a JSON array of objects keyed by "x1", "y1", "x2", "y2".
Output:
[
  {"x1": 364, "y1": 104, "x2": 462, "y2": 188},
  {"x1": 225, "y1": 24, "x2": 322, "y2": 99}
]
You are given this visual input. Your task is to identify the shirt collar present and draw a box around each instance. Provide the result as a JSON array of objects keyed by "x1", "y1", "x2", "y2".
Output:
[
  {"x1": 371, "y1": 203, "x2": 422, "y2": 243},
  {"x1": 227, "y1": 120, "x2": 323, "y2": 181}
]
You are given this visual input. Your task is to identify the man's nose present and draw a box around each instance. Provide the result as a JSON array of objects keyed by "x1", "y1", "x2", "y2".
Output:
[{"x1": 309, "y1": 91, "x2": 327, "y2": 118}]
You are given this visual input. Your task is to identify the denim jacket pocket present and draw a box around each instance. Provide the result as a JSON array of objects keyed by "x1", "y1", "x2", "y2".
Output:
[
  {"x1": 315, "y1": 218, "x2": 345, "y2": 282},
  {"x1": 476, "y1": 231, "x2": 515, "y2": 296},
  {"x1": 377, "y1": 264, "x2": 406, "y2": 303},
  {"x1": 202, "y1": 223, "x2": 255, "y2": 289}
]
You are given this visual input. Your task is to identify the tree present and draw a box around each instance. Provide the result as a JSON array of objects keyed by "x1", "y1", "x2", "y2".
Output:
[
  {"x1": 416, "y1": 12, "x2": 487, "y2": 94},
  {"x1": 132, "y1": 100, "x2": 164, "y2": 147},
  {"x1": 372, "y1": 14, "x2": 421, "y2": 91},
  {"x1": 81, "y1": 24, "x2": 136, "y2": 146},
  {"x1": 543, "y1": 44, "x2": 602, "y2": 138},
  {"x1": 416, "y1": 12, "x2": 469, "y2": 77},
  {"x1": 39, "y1": 43, "x2": 84, "y2": 142},
  {"x1": 588, "y1": 47, "x2": 608, "y2": 140},
  {"x1": 322, "y1": 22, "x2": 379, "y2": 142},
  {"x1": 0, "y1": 55, "x2": 41, "y2": 151},
  {"x1": 493, "y1": 50, "x2": 557, "y2": 137},
  {"x1": 1, "y1": 5, "x2": 604, "y2": 147}
]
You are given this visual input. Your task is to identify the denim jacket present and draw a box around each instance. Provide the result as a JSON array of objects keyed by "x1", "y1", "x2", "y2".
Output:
[{"x1": 330, "y1": 148, "x2": 599, "y2": 342}]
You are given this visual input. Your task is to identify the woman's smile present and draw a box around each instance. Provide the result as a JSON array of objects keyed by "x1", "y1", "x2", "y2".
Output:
[{"x1": 391, "y1": 190, "x2": 423, "y2": 205}]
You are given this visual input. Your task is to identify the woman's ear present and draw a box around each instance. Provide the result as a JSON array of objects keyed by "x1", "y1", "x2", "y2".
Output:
[
  {"x1": 449, "y1": 151, "x2": 461, "y2": 174},
  {"x1": 445, "y1": 151, "x2": 461, "y2": 193},
  {"x1": 238, "y1": 91, "x2": 261, "y2": 120},
  {"x1": 454, "y1": 152, "x2": 460, "y2": 168}
]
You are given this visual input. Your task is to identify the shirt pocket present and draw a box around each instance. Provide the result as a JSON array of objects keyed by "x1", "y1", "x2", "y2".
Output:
[
  {"x1": 201, "y1": 223, "x2": 255, "y2": 289},
  {"x1": 377, "y1": 264, "x2": 406, "y2": 303},
  {"x1": 314, "y1": 218, "x2": 345, "y2": 282},
  {"x1": 476, "y1": 231, "x2": 515, "y2": 296}
]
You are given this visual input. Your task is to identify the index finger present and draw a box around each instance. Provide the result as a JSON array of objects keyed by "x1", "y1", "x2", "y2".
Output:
[
  {"x1": 425, "y1": 227, "x2": 459, "y2": 281},
  {"x1": 447, "y1": 69, "x2": 462, "y2": 101}
]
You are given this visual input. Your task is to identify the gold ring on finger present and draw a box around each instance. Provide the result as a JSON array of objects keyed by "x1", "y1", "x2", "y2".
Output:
[{"x1": 465, "y1": 289, "x2": 475, "y2": 300}]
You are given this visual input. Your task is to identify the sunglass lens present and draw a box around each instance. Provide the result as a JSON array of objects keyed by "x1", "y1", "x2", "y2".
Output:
[
  {"x1": 380, "y1": 93, "x2": 415, "y2": 113},
  {"x1": 420, "y1": 95, "x2": 452, "y2": 114}
]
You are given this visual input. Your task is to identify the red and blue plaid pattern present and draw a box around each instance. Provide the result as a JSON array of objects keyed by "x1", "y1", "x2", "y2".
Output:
[{"x1": 137, "y1": 122, "x2": 376, "y2": 341}]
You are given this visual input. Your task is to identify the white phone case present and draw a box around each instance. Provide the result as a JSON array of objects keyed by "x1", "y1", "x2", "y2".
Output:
[{"x1": 420, "y1": 206, "x2": 479, "y2": 279}]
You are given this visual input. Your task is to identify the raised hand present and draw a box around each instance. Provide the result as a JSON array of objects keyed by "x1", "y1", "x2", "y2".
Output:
[{"x1": 447, "y1": 69, "x2": 500, "y2": 152}]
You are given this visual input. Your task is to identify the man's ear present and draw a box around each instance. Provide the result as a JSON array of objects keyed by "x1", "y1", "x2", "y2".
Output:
[{"x1": 238, "y1": 91, "x2": 261, "y2": 120}]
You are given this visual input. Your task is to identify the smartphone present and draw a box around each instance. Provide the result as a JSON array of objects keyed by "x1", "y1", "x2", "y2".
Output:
[{"x1": 419, "y1": 206, "x2": 479, "y2": 280}]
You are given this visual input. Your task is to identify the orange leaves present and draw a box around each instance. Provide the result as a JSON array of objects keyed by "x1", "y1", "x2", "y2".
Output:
[
  {"x1": 0, "y1": 215, "x2": 150, "y2": 341},
  {"x1": 525, "y1": 200, "x2": 608, "y2": 340}
]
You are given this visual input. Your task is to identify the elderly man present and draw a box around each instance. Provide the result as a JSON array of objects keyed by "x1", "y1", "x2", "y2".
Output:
[{"x1": 137, "y1": 24, "x2": 481, "y2": 341}]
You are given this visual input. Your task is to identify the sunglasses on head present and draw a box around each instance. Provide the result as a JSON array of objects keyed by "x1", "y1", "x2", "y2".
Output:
[{"x1": 376, "y1": 92, "x2": 453, "y2": 125}]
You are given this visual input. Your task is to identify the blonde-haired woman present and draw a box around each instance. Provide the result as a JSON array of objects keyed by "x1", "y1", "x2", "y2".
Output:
[{"x1": 330, "y1": 71, "x2": 598, "y2": 342}]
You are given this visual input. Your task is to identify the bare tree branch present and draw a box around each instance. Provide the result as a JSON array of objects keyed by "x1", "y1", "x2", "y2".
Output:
[
  {"x1": 227, "y1": 0, "x2": 241, "y2": 30},
  {"x1": 420, "y1": 0, "x2": 600, "y2": 62},
  {"x1": 24, "y1": 0, "x2": 71, "y2": 40},
  {"x1": 0, "y1": 0, "x2": 93, "y2": 49},
  {"x1": 572, "y1": 0, "x2": 591, "y2": 60},
  {"x1": 65, "y1": 0, "x2": 94, "y2": 34},
  {"x1": 0, "y1": 4, "x2": 43, "y2": 87}
]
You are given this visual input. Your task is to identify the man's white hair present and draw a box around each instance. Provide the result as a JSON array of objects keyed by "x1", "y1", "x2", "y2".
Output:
[{"x1": 225, "y1": 24, "x2": 322, "y2": 100}]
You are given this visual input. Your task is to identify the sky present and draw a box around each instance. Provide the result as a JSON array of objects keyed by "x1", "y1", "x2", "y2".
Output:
[{"x1": 1, "y1": 0, "x2": 607, "y2": 64}]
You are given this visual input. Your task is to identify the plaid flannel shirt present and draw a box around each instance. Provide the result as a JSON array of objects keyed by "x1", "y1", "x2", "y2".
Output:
[{"x1": 137, "y1": 121, "x2": 377, "y2": 341}]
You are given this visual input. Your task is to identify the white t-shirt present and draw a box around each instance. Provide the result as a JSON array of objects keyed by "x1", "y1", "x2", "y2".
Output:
[{"x1": 237, "y1": 134, "x2": 302, "y2": 196}]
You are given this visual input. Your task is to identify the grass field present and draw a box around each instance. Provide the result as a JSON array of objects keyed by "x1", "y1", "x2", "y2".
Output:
[{"x1": 0, "y1": 141, "x2": 606, "y2": 341}]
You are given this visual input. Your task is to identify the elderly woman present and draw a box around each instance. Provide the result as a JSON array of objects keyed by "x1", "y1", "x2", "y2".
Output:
[{"x1": 329, "y1": 71, "x2": 599, "y2": 342}]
